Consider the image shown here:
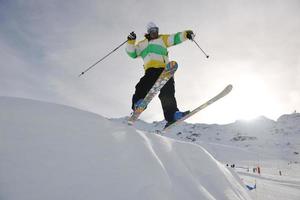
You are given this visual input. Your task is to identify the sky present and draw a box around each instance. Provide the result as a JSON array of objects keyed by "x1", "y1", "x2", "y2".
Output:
[{"x1": 0, "y1": 0, "x2": 300, "y2": 124}]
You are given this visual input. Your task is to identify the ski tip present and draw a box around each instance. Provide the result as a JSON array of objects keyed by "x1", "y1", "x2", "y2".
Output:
[
  {"x1": 226, "y1": 84, "x2": 233, "y2": 91},
  {"x1": 166, "y1": 61, "x2": 178, "y2": 71},
  {"x1": 169, "y1": 60, "x2": 178, "y2": 66}
]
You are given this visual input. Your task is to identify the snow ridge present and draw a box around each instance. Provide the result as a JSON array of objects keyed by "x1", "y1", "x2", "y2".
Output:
[{"x1": 0, "y1": 96, "x2": 251, "y2": 200}]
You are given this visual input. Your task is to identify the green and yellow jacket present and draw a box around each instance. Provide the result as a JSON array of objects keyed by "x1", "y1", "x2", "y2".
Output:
[{"x1": 126, "y1": 31, "x2": 190, "y2": 71}]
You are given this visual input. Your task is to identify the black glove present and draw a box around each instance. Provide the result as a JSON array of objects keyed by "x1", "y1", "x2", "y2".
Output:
[
  {"x1": 127, "y1": 32, "x2": 136, "y2": 40},
  {"x1": 186, "y1": 30, "x2": 195, "y2": 40}
]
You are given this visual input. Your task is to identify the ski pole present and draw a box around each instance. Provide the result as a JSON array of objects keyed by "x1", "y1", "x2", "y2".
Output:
[
  {"x1": 192, "y1": 37, "x2": 209, "y2": 59},
  {"x1": 79, "y1": 39, "x2": 128, "y2": 77}
]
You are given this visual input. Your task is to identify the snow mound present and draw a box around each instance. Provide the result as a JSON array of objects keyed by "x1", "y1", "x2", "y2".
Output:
[{"x1": 0, "y1": 96, "x2": 251, "y2": 200}]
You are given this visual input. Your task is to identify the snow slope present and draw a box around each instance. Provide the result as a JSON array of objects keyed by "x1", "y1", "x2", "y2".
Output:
[
  {"x1": 114, "y1": 112, "x2": 300, "y2": 200},
  {"x1": 0, "y1": 96, "x2": 251, "y2": 200}
]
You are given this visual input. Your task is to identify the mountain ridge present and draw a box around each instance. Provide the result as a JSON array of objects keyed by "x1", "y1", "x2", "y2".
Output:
[{"x1": 112, "y1": 112, "x2": 300, "y2": 163}]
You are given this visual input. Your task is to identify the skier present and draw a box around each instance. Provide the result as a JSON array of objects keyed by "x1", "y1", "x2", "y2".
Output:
[{"x1": 126, "y1": 22, "x2": 194, "y2": 128}]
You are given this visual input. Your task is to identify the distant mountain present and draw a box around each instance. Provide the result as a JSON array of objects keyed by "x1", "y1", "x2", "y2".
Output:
[{"x1": 112, "y1": 113, "x2": 300, "y2": 163}]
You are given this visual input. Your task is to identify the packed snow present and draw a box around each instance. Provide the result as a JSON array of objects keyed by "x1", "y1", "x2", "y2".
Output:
[
  {"x1": 0, "y1": 96, "x2": 251, "y2": 200},
  {"x1": 119, "y1": 111, "x2": 300, "y2": 200}
]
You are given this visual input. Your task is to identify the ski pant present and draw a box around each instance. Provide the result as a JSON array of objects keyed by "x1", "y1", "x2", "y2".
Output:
[{"x1": 132, "y1": 68, "x2": 179, "y2": 123}]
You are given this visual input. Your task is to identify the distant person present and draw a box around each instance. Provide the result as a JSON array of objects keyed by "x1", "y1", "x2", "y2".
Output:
[{"x1": 257, "y1": 166, "x2": 261, "y2": 174}]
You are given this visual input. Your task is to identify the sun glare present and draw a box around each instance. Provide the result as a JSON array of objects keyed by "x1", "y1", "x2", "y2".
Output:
[{"x1": 230, "y1": 74, "x2": 277, "y2": 121}]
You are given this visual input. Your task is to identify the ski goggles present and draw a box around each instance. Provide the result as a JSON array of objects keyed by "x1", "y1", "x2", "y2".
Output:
[{"x1": 147, "y1": 27, "x2": 159, "y2": 34}]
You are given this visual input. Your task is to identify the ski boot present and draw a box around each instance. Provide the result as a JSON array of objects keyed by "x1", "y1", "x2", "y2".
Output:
[
  {"x1": 164, "y1": 110, "x2": 190, "y2": 128},
  {"x1": 133, "y1": 99, "x2": 147, "y2": 112}
]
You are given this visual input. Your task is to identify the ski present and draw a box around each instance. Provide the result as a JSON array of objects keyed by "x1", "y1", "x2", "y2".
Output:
[
  {"x1": 163, "y1": 84, "x2": 233, "y2": 132},
  {"x1": 128, "y1": 61, "x2": 178, "y2": 125}
]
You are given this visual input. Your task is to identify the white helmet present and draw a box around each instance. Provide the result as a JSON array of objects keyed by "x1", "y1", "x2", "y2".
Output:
[{"x1": 146, "y1": 22, "x2": 159, "y2": 33}]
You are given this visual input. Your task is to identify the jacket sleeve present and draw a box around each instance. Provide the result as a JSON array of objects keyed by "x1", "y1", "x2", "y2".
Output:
[
  {"x1": 161, "y1": 31, "x2": 190, "y2": 48},
  {"x1": 126, "y1": 40, "x2": 139, "y2": 58}
]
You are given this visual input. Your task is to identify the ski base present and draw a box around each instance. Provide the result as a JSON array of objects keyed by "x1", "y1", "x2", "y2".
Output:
[{"x1": 163, "y1": 84, "x2": 233, "y2": 132}]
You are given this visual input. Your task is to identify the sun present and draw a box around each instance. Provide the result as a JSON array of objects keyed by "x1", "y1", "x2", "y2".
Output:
[{"x1": 229, "y1": 74, "x2": 278, "y2": 121}]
